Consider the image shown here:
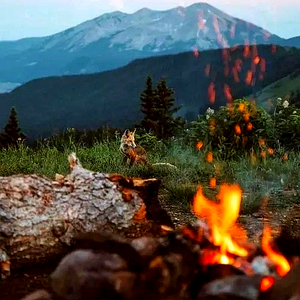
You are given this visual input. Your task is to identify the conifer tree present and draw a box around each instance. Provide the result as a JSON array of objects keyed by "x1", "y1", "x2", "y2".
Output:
[
  {"x1": 154, "y1": 78, "x2": 184, "y2": 139},
  {"x1": 140, "y1": 76, "x2": 157, "y2": 132},
  {"x1": 1, "y1": 107, "x2": 25, "y2": 146}
]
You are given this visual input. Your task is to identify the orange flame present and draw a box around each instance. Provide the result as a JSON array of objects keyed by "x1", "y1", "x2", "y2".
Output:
[
  {"x1": 196, "y1": 141, "x2": 204, "y2": 150},
  {"x1": 238, "y1": 103, "x2": 245, "y2": 113},
  {"x1": 193, "y1": 184, "x2": 248, "y2": 260},
  {"x1": 246, "y1": 122, "x2": 253, "y2": 131},
  {"x1": 243, "y1": 113, "x2": 250, "y2": 122},
  {"x1": 262, "y1": 226, "x2": 290, "y2": 276},
  {"x1": 232, "y1": 66, "x2": 240, "y2": 82},
  {"x1": 209, "y1": 177, "x2": 217, "y2": 189},
  {"x1": 260, "y1": 276, "x2": 275, "y2": 292},
  {"x1": 253, "y1": 56, "x2": 260, "y2": 65},
  {"x1": 208, "y1": 83, "x2": 216, "y2": 104},
  {"x1": 206, "y1": 152, "x2": 213, "y2": 163},
  {"x1": 245, "y1": 70, "x2": 253, "y2": 85},
  {"x1": 260, "y1": 58, "x2": 266, "y2": 72},
  {"x1": 243, "y1": 45, "x2": 250, "y2": 58},
  {"x1": 193, "y1": 46, "x2": 199, "y2": 58},
  {"x1": 224, "y1": 84, "x2": 232, "y2": 102},
  {"x1": 235, "y1": 124, "x2": 241, "y2": 135}
]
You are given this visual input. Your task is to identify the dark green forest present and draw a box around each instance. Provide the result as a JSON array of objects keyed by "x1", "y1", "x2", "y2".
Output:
[{"x1": 1, "y1": 44, "x2": 300, "y2": 141}]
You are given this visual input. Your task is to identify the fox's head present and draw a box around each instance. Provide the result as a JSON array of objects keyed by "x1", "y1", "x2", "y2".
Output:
[{"x1": 121, "y1": 129, "x2": 137, "y2": 148}]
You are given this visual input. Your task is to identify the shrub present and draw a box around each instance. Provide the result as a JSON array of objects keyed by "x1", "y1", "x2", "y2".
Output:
[
  {"x1": 188, "y1": 99, "x2": 273, "y2": 159},
  {"x1": 273, "y1": 98, "x2": 300, "y2": 150}
]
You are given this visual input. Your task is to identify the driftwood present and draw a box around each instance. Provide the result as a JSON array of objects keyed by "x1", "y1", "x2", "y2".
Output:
[{"x1": 0, "y1": 153, "x2": 173, "y2": 269}]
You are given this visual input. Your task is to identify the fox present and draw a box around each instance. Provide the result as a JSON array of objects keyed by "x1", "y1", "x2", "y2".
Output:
[
  {"x1": 120, "y1": 129, "x2": 148, "y2": 166},
  {"x1": 119, "y1": 129, "x2": 177, "y2": 169}
]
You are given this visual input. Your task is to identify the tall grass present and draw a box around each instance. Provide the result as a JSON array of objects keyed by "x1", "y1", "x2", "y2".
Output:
[{"x1": 0, "y1": 139, "x2": 299, "y2": 215}]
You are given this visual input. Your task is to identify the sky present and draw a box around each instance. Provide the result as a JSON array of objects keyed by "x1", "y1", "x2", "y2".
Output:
[{"x1": 0, "y1": 0, "x2": 300, "y2": 41}]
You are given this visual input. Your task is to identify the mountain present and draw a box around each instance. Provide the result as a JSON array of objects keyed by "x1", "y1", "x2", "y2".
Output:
[
  {"x1": 0, "y1": 2, "x2": 286, "y2": 87},
  {"x1": 283, "y1": 36, "x2": 300, "y2": 48},
  {"x1": 1, "y1": 44, "x2": 300, "y2": 141}
]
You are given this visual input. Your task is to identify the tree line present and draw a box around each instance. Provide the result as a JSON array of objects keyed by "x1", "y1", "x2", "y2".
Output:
[{"x1": 0, "y1": 76, "x2": 184, "y2": 147}]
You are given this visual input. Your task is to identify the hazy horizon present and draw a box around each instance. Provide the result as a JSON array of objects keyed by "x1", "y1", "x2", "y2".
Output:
[{"x1": 0, "y1": 0, "x2": 300, "y2": 41}]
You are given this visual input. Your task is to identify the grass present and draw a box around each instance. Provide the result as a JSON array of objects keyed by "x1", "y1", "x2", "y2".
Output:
[
  {"x1": 245, "y1": 69, "x2": 300, "y2": 109},
  {"x1": 0, "y1": 139, "x2": 300, "y2": 215}
]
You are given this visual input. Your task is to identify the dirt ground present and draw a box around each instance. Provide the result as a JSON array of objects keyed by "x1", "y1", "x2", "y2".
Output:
[{"x1": 1, "y1": 196, "x2": 300, "y2": 300}]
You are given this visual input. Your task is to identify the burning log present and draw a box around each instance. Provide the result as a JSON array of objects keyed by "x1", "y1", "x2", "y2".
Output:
[{"x1": 0, "y1": 153, "x2": 173, "y2": 270}]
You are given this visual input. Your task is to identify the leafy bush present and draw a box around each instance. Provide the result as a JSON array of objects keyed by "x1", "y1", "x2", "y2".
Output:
[
  {"x1": 188, "y1": 99, "x2": 273, "y2": 158},
  {"x1": 273, "y1": 98, "x2": 300, "y2": 150}
]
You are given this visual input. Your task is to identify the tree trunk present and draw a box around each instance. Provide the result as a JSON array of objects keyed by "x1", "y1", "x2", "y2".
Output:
[{"x1": 0, "y1": 154, "x2": 173, "y2": 269}]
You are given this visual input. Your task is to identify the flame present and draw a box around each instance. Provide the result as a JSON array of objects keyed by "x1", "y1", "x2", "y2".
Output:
[
  {"x1": 245, "y1": 70, "x2": 253, "y2": 85},
  {"x1": 267, "y1": 148, "x2": 274, "y2": 156},
  {"x1": 208, "y1": 83, "x2": 216, "y2": 104},
  {"x1": 193, "y1": 46, "x2": 199, "y2": 58},
  {"x1": 238, "y1": 103, "x2": 245, "y2": 113},
  {"x1": 209, "y1": 177, "x2": 217, "y2": 189},
  {"x1": 193, "y1": 184, "x2": 248, "y2": 262},
  {"x1": 260, "y1": 276, "x2": 275, "y2": 292},
  {"x1": 246, "y1": 122, "x2": 253, "y2": 131},
  {"x1": 206, "y1": 152, "x2": 213, "y2": 163},
  {"x1": 259, "y1": 139, "x2": 265, "y2": 147},
  {"x1": 243, "y1": 44, "x2": 250, "y2": 58},
  {"x1": 262, "y1": 226, "x2": 291, "y2": 276},
  {"x1": 223, "y1": 84, "x2": 232, "y2": 102},
  {"x1": 243, "y1": 113, "x2": 250, "y2": 122},
  {"x1": 235, "y1": 124, "x2": 241, "y2": 135},
  {"x1": 196, "y1": 141, "x2": 204, "y2": 150},
  {"x1": 253, "y1": 56, "x2": 260, "y2": 65},
  {"x1": 260, "y1": 58, "x2": 266, "y2": 72}
]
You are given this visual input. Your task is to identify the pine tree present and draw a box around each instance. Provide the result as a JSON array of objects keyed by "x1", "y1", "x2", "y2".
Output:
[
  {"x1": 154, "y1": 79, "x2": 184, "y2": 139},
  {"x1": 1, "y1": 107, "x2": 25, "y2": 147},
  {"x1": 140, "y1": 76, "x2": 157, "y2": 132}
]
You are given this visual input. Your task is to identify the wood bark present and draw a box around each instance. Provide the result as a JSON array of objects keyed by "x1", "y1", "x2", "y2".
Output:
[{"x1": 0, "y1": 154, "x2": 173, "y2": 268}]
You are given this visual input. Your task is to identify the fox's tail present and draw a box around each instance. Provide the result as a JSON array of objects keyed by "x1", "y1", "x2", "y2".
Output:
[{"x1": 151, "y1": 162, "x2": 178, "y2": 169}]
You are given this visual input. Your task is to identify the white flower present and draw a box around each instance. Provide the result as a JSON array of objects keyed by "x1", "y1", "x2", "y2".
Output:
[
  {"x1": 206, "y1": 114, "x2": 210, "y2": 120},
  {"x1": 206, "y1": 107, "x2": 214, "y2": 116},
  {"x1": 277, "y1": 97, "x2": 282, "y2": 101},
  {"x1": 283, "y1": 100, "x2": 289, "y2": 108},
  {"x1": 279, "y1": 110, "x2": 282, "y2": 114}
]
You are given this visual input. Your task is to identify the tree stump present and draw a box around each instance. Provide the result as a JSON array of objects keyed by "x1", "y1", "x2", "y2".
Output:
[{"x1": 0, "y1": 153, "x2": 173, "y2": 269}]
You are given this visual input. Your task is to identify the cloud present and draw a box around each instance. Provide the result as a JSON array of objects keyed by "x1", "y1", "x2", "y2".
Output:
[{"x1": 110, "y1": 0, "x2": 125, "y2": 10}]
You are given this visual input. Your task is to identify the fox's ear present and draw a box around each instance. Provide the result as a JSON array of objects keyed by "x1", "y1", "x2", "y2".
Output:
[
  {"x1": 133, "y1": 128, "x2": 136, "y2": 134},
  {"x1": 123, "y1": 129, "x2": 129, "y2": 136}
]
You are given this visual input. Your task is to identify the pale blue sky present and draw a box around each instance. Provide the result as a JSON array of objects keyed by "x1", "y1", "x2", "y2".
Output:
[{"x1": 1, "y1": 0, "x2": 300, "y2": 41}]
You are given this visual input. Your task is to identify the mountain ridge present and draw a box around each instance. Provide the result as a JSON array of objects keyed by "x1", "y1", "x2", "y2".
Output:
[{"x1": 0, "y1": 2, "x2": 289, "y2": 89}]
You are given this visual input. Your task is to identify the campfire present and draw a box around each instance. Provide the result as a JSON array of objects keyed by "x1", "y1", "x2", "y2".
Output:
[{"x1": 21, "y1": 183, "x2": 300, "y2": 300}]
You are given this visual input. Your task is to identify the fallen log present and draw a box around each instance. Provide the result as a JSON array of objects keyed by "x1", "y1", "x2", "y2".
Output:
[{"x1": 0, "y1": 153, "x2": 173, "y2": 269}]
